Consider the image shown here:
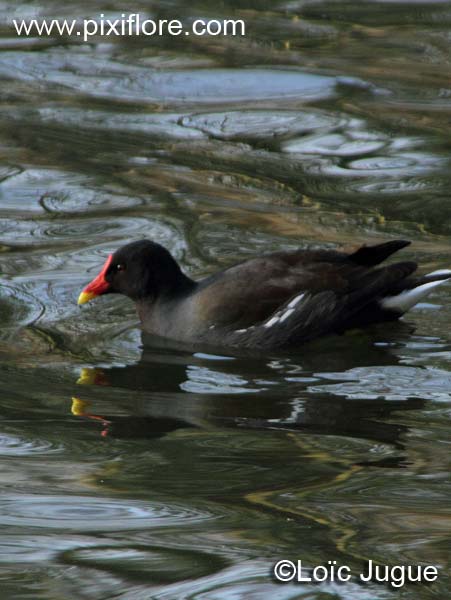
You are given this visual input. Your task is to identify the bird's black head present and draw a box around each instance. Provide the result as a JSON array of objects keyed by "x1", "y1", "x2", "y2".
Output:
[{"x1": 78, "y1": 240, "x2": 192, "y2": 304}]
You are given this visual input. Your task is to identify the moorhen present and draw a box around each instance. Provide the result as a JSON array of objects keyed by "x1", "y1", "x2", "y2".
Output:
[{"x1": 78, "y1": 239, "x2": 450, "y2": 350}]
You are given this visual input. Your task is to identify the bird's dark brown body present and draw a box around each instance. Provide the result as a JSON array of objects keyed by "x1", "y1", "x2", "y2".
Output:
[{"x1": 79, "y1": 239, "x2": 450, "y2": 350}]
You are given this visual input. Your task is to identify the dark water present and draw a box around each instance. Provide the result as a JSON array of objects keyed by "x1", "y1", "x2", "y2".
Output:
[{"x1": 0, "y1": 1, "x2": 451, "y2": 598}]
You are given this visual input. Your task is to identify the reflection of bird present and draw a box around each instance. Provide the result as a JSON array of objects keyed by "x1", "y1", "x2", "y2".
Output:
[
  {"x1": 78, "y1": 239, "x2": 450, "y2": 350},
  {"x1": 71, "y1": 328, "x2": 422, "y2": 456},
  {"x1": 70, "y1": 388, "x2": 420, "y2": 462}
]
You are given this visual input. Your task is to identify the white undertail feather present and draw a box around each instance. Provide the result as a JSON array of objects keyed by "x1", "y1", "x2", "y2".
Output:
[
  {"x1": 427, "y1": 269, "x2": 451, "y2": 277},
  {"x1": 381, "y1": 269, "x2": 451, "y2": 314}
]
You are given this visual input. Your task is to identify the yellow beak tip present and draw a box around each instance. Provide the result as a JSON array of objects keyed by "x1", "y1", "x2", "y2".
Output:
[
  {"x1": 71, "y1": 397, "x2": 90, "y2": 416},
  {"x1": 77, "y1": 368, "x2": 103, "y2": 385},
  {"x1": 77, "y1": 291, "x2": 97, "y2": 306}
]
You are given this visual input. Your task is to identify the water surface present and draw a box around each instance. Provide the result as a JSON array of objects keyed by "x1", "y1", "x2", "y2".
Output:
[{"x1": 0, "y1": 0, "x2": 450, "y2": 598}]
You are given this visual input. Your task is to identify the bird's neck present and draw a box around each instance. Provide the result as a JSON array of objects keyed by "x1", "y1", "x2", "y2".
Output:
[{"x1": 140, "y1": 270, "x2": 197, "y2": 304}]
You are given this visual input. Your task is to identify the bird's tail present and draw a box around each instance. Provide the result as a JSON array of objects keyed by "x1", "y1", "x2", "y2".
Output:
[{"x1": 381, "y1": 269, "x2": 451, "y2": 314}]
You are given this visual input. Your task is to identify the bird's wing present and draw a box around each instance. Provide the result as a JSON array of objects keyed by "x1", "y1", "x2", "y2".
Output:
[
  {"x1": 193, "y1": 241, "x2": 417, "y2": 347},
  {"x1": 194, "y1": 252, "x2": 346, "y2": 329},
  {"x1": 223, "y1": 260, "x2": 417, "y2": 349}
]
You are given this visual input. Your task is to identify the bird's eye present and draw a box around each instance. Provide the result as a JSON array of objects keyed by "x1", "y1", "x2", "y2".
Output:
[{"x1": 116, "y1": 263, "x2": 126, "y2": 272}]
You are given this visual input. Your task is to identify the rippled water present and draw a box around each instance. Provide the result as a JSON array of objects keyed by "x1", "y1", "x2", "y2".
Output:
[{"x1": 0, "y1": 0, "x2": 451, "y2": 598}]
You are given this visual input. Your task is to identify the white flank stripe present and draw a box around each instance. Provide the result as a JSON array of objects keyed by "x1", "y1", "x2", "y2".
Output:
[
  {"x1": 287, "y1": 293, "x2": 305, "y2": 308},
  {"x1": 264, "y1": 316, "x2": 280, "y2": 328},
  {"x1": 262, "y1": 294, "x2": 305, "y2": 329},
  {"x1": 279, "y1": 308, "x2": 295, "y2": 323}
]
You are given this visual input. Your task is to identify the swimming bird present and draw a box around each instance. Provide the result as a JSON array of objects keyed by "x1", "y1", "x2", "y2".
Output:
[{"x1": 78, "y1": 239, "x2": 450, "y2": 350}]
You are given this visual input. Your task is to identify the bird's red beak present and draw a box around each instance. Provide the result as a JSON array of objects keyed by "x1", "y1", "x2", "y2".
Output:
[{"x1": 78, "y1": 254, "x2": 113, "y2": 305}]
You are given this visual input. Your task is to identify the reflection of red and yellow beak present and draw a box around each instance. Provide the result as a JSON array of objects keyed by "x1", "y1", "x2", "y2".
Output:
[
  {"x1": 77, "y1": 367, "x2": 110, "y2": 386},
  {"x1": 78, "y1": 254, "x2": 113, "y2": 305},
  {"x1": 71, "y1": 397, "x2": 111, "y2": 437}
]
